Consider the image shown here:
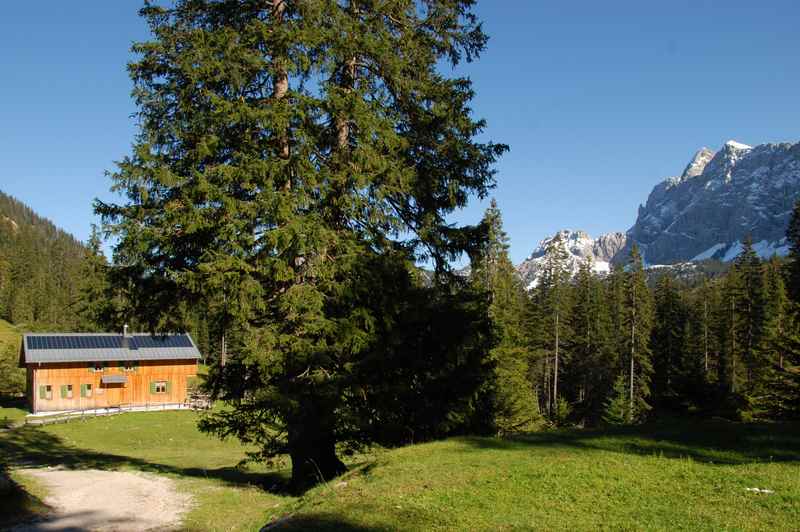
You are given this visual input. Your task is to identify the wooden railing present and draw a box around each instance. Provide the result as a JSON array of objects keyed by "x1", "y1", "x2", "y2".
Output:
[{"x1": 25, "y1": 400, "x2": 209, "y2": 426}]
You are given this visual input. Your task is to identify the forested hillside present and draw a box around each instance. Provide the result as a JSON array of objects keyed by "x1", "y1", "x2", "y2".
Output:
[
  {"x1": 0, "y1": 190, "x2": 91, "y2": 330},
  {"x1": 475, "y1": 200, "x2": 800, "y2": 425}
]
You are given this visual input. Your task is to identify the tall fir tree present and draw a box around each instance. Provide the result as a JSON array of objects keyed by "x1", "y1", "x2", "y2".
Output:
[
  {"x1": 786, "y1": 198, "x2": 800, "y2": 301},
  {"x1": 97, "y1": 0, "x2": 506, "y2": 490},
  {"x1": 530, "y1": 233, "x2": 572, "y2": 421},
  {"x1": 719, "y1": 265, "x2": 744, "y2": 395},
  {"x1": 568, "y1": 256, "x2": 615, "y2": 424},
  {"x1": 470, "y1": 200, "x2": 539, "y2": 433},
  {"x1": 733, "y1": 236, "x2": 767, "y2": 392},
  {"x1": 650, "y1": 274, "x2": 689, "y2": 411},
  {"x1": 622, "y1": 244, "x2": 654, "y2": 423}
]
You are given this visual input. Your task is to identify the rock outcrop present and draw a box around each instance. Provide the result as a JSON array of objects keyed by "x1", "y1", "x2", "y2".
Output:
[{"x1": 619, "y1": 140, "x2": 800, "y2": 264}]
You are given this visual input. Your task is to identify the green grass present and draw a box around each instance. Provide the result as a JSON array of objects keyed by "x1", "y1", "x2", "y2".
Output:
[
  {"x1": 0, "y1": 403, "x2": 28, "y2": 428},
  {"x1": 2, "y1": 412, "x2": 799, "y2": 531},
  {"x1": 1, "y1": 411, "x2": 292, "y2": 530}
]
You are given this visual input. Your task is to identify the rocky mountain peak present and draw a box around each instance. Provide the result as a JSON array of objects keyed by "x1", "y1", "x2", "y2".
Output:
[
  {"x1": 680, "y1": 147, "x2": 715, "y2": 179},
  {"x1": 724, "y1": 139, "x2": 752, "y2": 151},
  {"x1": 517, "y1": 230, "x2": 627, "y2": 289},
  {"x1": 621, "y1": 139, "x2": 800, "y2": 265}
]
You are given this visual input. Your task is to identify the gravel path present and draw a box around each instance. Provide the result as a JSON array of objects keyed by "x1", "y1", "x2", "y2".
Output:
[{"x1": 12, "y1": 468, "x2": 192, "y2": 531}]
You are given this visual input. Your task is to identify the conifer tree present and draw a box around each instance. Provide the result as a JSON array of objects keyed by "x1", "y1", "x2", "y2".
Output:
[
  {"x1": 602, "y1": 374, "x2": 630, "y2": 425},
  {"x1": 762, "y1": 258, "x2": 789, "y2": 367},
  {"x1": 471, "y1": 200, "x2": 539, "y2": 433},
  {"x1": 97, "y1": 0, "x2": 506, "y2": 490},
  {"x1": 651, "y1": 274, "x2": 689, "y2": 410},
  {"x1": 622, "y1": 245, "x2": 653, "y2": 422},
  {"x1": 786, "y1": 198, "x2": 800, "y2": 301},
  {"x1": 533, "y1": 233, "x2": 572, "y2": 419},
  {"x1": 752, "y1": 257, "x2": 791, "y2": 414},
  {"x1": 75, "y1": 226, "x2": 112, "y2": 331},
  {"x1": 733, "y1": 236, "x2": 767, "y2": 391},
  {"x1": 568, "y1": 256, "x2": 615, "y2": 423},
  {"x1": 719, "y1": 266, "x2": 744, "y2": 395}
]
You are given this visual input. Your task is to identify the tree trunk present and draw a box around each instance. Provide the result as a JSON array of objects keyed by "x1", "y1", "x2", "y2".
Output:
[
  {"x1": 273, "y1": 0, "x2": 290, "y2": 160},
  {"x1": 543, "y1": 355, "x2": 550, "y2": 416},
  {"x1": 287, "y1": 414, "x2": 347, "y2": 492},
  {"x1": 629, "y1": 283, "x2": 635, "y2": 422},
  {"x1": 703, "y1": 298, "x2": 709, "y2": 375},
  {"x1": 730, "y1": 295, "x2": 737, "y2": 394},
  {"x1": 553, "y1": 311, "x2": 559, "y2": 416},
  {"x1": 220, "y1": 332, "x2": 227, "y2": 367}
]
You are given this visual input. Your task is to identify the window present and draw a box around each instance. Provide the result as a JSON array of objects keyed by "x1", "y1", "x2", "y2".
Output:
[
  {"x1": 89, "y1": 362, "x2": 105, "y2": 373},
  {"x1": 39, "y1": 385, "x2": 53, "y2": 400},
  {"x1": 122, "y1": 361, "x2": 139, "y2": 372},
  {"x1": 61, "y1": 384, "x2": 73, "y2": 399},
  {"x1": 151, "y1": 381, "x2": 168, "y2": 394},
  {"x1": 81, "y1": 384, "x2": 93, "y2": 398}
]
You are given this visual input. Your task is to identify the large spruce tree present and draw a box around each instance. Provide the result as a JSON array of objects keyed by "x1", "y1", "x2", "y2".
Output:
[
  {"x1": 569, "y1": 256, "x2": 615, "y2": 424},
  {"x1": 650, "y1": 274, "x2": 689, "y2": 410},
  {"x1": 622, "y1": 245, "x2": 653, "y2": 422},
  {"x1": 98, "y1": 0, "x2": 505, "y2": 490},
  {"x1": 470, "y1": 200, "x2": 539, "y2": 433},
  {"x1": 530, "y1": 233, "x2": 572, "y2": 420}
]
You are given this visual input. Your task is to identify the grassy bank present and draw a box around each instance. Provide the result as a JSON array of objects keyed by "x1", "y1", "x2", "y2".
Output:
[{"x1": 1, "y1": 412, "x2": 799, "y2": 530}]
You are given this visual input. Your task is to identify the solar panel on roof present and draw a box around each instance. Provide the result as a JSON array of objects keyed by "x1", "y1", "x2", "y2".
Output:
[
  {"x1": 25, "y1": 334, "x2": 193, "y2": 350},
  {"x1": 131, "y1": 335, "x2": 193, "y2": 349}
]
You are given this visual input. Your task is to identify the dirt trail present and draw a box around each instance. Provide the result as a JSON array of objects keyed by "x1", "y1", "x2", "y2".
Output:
[{"x1": 12, "y1": 468, "x2": 192, "y2": 531}]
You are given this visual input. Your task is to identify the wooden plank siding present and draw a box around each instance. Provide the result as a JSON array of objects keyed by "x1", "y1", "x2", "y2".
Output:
[{"x1": 30, "y1": 359, "x2": 197, "y2": 413}]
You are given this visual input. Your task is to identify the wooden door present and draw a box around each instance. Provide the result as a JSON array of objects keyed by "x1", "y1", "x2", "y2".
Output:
[{"x1": 102, "y1": 383, "x2": 124, "y2": 406}]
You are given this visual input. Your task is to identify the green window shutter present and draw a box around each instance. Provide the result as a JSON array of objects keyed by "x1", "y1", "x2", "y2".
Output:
[
  {"x1": 60, "y1": 385, "x2": 67, "y2": 399},
  {"x1": 150, "y1": 382, "x2": 156, "y2": 394},
  {"x1": 80, "y1": 384, "x2": 86, "y2": 398},
  {"x1": 39, "y1": 385, "x2": 46, "y2": 399},
  {"x1": 88, "y1": 362, "x2": 95, "y2": 373},
  {"x1": 166, "y1": 381, "x2": 172, "y2": 394},
  {"x1": 134, "y1": 361, "x2": 140, "y2": 371}
]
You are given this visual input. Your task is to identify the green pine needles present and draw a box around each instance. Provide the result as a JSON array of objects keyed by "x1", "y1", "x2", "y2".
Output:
[{"x1": 97, "y1": 0, "x2": 506, "y2": 491}]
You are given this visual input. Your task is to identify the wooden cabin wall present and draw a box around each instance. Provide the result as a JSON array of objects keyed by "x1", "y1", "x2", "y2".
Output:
[{"x1": 30, "y1": 360, "x2": 197, "y2": 413}]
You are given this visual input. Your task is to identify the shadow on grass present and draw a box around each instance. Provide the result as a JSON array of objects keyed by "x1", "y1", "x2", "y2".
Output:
[
  {"x1": 457, "y1": 419, "x2": 800, "y2": 465},
  {"x1": 0, "y1": 426, "x2": 292, "y2": 495},
  {"x1": 0, "y1": 467, "x2": 51, "y2": 528},
  {"x1": 263, "y1": 513, "x2": 392, "y2": 532}
]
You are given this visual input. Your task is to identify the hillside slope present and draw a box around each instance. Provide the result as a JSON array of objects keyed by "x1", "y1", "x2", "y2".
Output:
[{"x1": 0, "y1": 190, "x2": 90, "y2": 330}]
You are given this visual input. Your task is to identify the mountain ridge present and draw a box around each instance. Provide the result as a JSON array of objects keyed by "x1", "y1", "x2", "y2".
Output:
[{"x1": 515, "y1": 139, "x2": 800, "y2": 285}]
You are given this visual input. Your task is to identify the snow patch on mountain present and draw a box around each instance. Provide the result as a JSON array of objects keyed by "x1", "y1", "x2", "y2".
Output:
[
  {"x1": 725, "y1": 140, "x2": 752, "y2": 151},
  {"x1": 691, "y1": 243, "x2": 727, "y2": 261}
]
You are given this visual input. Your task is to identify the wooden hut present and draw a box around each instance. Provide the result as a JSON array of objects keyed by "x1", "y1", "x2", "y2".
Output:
[{"x1": 20, "y1": 329, "x2": 200, "y2": 413}]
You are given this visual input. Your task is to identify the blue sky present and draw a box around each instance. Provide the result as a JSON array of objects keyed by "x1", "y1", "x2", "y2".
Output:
[{"x1": 1, "y1": 1, "x2": 799, "y2": 263}]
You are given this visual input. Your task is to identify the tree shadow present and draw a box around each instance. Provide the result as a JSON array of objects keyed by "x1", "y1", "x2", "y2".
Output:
[
  {"x1": 260, "y1": 500, "x2": 424, "y2": 532},
  {"x1": 10, "y1": 510, "x2": 137, "y2": 532},
  {"x1": 457, "y1": 420, "x2": 800, "y2": 465},
  {"x1": 0, "y1": 466, "x2": 51, "y2": 529},
  {"x1": 262, "y1": 513, "x2": 392, "y2": 532},
  {"x1": 0, "y1": 426, "x2": 293, "y2": 495}
]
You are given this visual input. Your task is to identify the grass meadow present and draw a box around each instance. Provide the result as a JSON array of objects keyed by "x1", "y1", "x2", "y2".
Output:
[{"x1": 1, "y1": 410, "x2": 799, "y2": 530}]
